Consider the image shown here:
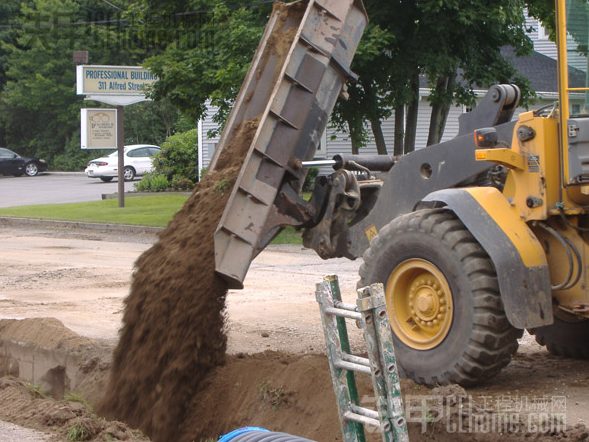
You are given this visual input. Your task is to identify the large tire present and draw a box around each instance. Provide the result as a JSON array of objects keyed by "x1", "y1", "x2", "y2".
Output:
[
  {"x1": 358, "y1": 209, "x2": 522, "y2": 386},
  {"x1": 100, "y1": 177, "x2": 114, "y2": 182},
  {"x1": 529, "y1": 315, "x2": 589, "y2": 359}
]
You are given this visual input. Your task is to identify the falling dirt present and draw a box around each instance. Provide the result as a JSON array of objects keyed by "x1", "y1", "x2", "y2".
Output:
[
  {"x1": 98, "y1": 3, "x2": 307, "y2": 440},
  {"x1": 97, "y1": 118, "x2": 258, "y2": 441}
]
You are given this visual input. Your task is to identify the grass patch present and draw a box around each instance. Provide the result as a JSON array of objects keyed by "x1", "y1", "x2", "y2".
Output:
[
  {"x1": 62, "y1": 392, "x2": 92, "y2": 411},
  {"x1": 272, "y1": 226, "x2": 302, "y2": 245},
  {"x1": 0, "y1": 194, "x2": 189, "y2": 227},
  {"x1": 25, "y1": 382, "x2": 47, "y2": 399},
  {"x1": 0, "y1": 192, "x2": 314, "y2": 244},
  {"x1": 67, "y1": 423, "x2": 93, "y2": 441}
]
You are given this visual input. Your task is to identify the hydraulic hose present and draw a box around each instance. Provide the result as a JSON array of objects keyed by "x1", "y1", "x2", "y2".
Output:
[{"x1": 535, "y1": 222, "x2": 582, "y2": 290}]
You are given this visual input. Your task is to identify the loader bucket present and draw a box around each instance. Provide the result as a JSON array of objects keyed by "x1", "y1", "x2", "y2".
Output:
[{"x1": 212, "y1": 0, "x2": 367, "y2": 289}]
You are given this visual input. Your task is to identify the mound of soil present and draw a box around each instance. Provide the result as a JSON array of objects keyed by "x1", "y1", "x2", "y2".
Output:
[
  {"x1": 0, "y1": 376, "x2": 148, "y2": 441},
  {"x1": 0, "y1": 318, "x2": 93, "y2": 351},
  {"x1": 0, "y1": 317, "x2": 587, "y2": 442},
  {"x1": 179, "y1": 352, "x2": 589, "y2": 442}
]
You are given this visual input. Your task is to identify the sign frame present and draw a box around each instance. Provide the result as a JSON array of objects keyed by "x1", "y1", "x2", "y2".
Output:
[
  {"x1": 81, "y1": 108, "x2": 118, "y2": 150},
  {"x1": 76, "y1": 65, "x2": 157, "y2": 97}
]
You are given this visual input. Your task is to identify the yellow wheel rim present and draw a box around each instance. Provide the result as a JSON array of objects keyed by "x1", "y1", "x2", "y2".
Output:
[{"x1": 385, "y1": 259, "x2": 454, "y2": 350}]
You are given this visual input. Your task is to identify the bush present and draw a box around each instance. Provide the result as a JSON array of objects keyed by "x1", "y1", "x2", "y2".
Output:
[
  {"x1": 153, "y1": 129, "x2": 199, "y2": 183},
  {"x1": 135, "y1": 172, "x2": 170, "y2": 192},
  {"x1": 303, "y1": 167, "x2": 319, "y2": 191},
  {"x1": 170, "y1": 176, "x2": 195, "y2": 190}
]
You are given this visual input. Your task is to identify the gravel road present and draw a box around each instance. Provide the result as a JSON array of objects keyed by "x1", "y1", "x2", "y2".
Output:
[{"x1": 0, "y1": 420, "x2": 49, "y2": 441}]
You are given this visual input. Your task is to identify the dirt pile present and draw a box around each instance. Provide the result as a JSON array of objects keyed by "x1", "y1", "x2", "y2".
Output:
[
  {"x1": 174, "y1": 352, "x2": 589, "y2": 442},
  {"x1": 0, "y1": 320, "x2": 587, "y2": 442},
  {"x1": 0, "y1": 318, "x2": 93, "y2": 351},
  {"x1": 0, "y1": 376, "x2": 149, "y2": 441}
]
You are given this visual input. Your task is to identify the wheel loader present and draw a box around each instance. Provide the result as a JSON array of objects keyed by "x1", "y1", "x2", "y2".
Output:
[{"x1": 208, "y1": 0, "x2": 589, "y2": 386}]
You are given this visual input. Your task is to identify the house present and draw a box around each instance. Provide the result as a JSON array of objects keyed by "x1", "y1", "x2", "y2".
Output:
[{"x1": 197, "y1": 14, "x2": 570, "y2": 174}]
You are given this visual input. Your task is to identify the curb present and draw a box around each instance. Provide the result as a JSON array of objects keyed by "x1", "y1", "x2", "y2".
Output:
[
  {"x1": 101, "y1": 191, "x2": 192, "y2": 200},
  {"x1": 0, "y1": 216, "x2": 163, "y2": 235},
  {"x1": 43, "y1": 171, "x2": 86, "y2": 176}
]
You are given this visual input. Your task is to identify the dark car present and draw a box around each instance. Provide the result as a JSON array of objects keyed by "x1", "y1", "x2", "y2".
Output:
[{"x1": 0, "y1": 147, "x2": 48, "y2": 177}]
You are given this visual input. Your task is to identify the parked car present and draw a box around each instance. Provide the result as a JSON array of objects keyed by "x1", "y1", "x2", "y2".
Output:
[
  {"x1": 0, "y1": 147, "x2": 47, "y2": 177},
  {"x1": 84, "y1": 144, "x2": 161, "y2": 182}
]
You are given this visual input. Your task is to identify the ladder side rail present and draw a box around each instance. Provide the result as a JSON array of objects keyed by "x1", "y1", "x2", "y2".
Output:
[
  {"x1": 358, "y1": 284, "x2": 410, "y2": 442},
  {"x1": 315, "y1": 280, "x2": 365, "y2": 442}
]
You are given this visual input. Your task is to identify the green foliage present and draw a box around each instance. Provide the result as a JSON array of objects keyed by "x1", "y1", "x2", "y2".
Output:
[
  {"x1": 303, "y1": 167, "x2": 319, "y2": 192},
  {"x1": 136, "y1": 0, "x2": 271, "y2": 124},
  {"x1": 134, "y1": 172, "x2": 170, "y2": 192},
  {"x1": 527, "y1": 0, "x2": 557, "y2": 41},
  {"x1": 214, "y1": 178, "x2": 231, "y2": 194},
  {"x1": 170, "y1": 176, "x2": 195, "y2": 190},
  {"x1": 152, "y1": 128, "x2": 199, "y2": 183},
  {"x1": 25, "y1": 382, "x2": 47, "y2": 398},
  {"x1": 62, "y1": 392, "x2": 92, "y2": 411},
  {"x1": 332, "y1": 0, "x2": 543, "y2": 153},
  {"x1": 0, "y1": 0, "x2": 184, "y2": 169},
  {"x1": 124, "y1": 99, "x2": 193, "y2": 145},
  {"x1": 67, "y1": 423, "x2": 93, "y2": 441},
  {"x1": 0, "y1": 0, "x2": 559, "y2": 168}
]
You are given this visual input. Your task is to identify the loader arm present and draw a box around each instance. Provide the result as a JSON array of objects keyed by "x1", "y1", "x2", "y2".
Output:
[{"x1": 303, "y1": 84, "x2": 521, "y2": 260}]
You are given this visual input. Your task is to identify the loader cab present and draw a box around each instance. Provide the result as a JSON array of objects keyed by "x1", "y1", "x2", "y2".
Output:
[{"x1": 557, "y1": 0, "x2": 589, "y2": 186}]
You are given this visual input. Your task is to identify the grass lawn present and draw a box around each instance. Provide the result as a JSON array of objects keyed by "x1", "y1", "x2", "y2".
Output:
[
  {"x1": 0, "y1": 194, "x2": 190, "y2": 227},
  {"x1": 0, "y1": 193, "x2": 304, "y2": 244}
]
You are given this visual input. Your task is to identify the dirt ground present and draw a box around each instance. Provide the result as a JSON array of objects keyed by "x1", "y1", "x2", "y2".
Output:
[{"x1": 0, "y1": 224, "x2": 588, "y2": 441}]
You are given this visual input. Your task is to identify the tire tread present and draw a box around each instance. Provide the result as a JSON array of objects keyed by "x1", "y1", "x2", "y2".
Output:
[{"x1": 359, "y1": 208, "x2": 521, "y2": 386}]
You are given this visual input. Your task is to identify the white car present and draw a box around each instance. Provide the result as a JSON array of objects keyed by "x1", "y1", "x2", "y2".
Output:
[{"x1": 84, "y1": 144, "x2": 161, "y2": 182}]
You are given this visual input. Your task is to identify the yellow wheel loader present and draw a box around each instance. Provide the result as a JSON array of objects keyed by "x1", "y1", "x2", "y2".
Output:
[{"x1": 210, "y1": 0, "x2": 589, "y2": 386}]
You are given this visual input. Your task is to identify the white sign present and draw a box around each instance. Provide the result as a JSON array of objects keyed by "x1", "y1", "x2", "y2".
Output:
[
  {"x1": 76, "y1": 65, "x2": 158, "y2": 96},
  {"x1": 81, "y1": 108, "x2": 117, "y2": 149}
]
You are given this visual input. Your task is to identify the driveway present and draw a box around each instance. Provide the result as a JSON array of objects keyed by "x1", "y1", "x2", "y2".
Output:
[{"x1": 0, "y1": 172, "x2": 138, "y2": 208}]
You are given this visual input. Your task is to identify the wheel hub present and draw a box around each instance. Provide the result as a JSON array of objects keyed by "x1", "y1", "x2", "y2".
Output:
[{"x1": 386, "y1": 259, "x2": 454, "y2": 350}]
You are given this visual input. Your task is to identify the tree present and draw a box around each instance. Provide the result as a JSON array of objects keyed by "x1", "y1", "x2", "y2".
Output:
[
  {"x1": 132, "y1": 0, "x2": 271, "y2": 126},
  {"x1": 0, "y1": 0, "x2": 185, "y2": 169},
  {"x1": 331, "y1": 0, "x2": 539, "y2": 155}
]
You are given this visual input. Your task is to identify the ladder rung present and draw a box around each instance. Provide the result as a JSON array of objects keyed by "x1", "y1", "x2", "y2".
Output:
[
  {"x1": 341, "y1": 353, "x2": 370, "y2": 367},
  {"x1": 324, "y1": 307, "x2": 362, "y2": 321},
  {"x1": 343, "y1": 411, "x2": 380, "y2": 428},
  {"x1": 349, "y1": 404, "x2": 379, "y2": 420},
  {"x1": 335, "y1": 359, "x2": 372, "y2": 375},
  {"x1": 334, "y1": 300, "x2": 358, "y2": 312}
]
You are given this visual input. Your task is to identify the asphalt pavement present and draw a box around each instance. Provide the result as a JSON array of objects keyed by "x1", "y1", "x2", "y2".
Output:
[{"x1": 0, "y1": 172, "x2": 137, "y2": 208}]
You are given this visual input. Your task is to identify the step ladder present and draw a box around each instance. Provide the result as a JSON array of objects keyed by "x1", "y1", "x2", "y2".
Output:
[{"x1": 315, "y1": 275, "x2": 409, "y2": 442}]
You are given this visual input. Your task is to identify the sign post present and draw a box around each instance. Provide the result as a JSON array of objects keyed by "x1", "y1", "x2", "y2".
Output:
[
  {"x1": 77, "y1": 65, "x2": 157, "y2": 207},
  {"x1": 117, "y1": 106, "x2": 125, "y2": 208}
]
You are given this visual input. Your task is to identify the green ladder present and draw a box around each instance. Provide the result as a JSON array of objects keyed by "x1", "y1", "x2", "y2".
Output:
[{"x1": 315, "y1": 275, "x2": 409, "y2": 442}]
